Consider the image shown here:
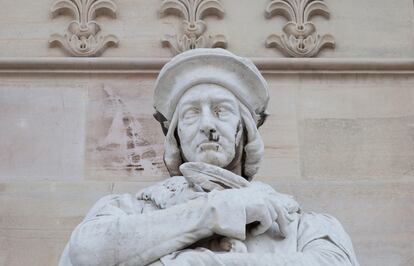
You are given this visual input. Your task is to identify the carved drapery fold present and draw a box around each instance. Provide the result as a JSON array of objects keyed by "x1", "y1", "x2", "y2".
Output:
[
  {"x1": 265, "y1": 0, "x2": 335, "y2": 57},
  {"x1": 160, "y1": 0, "x2": 227, "y2": 55},
  {"x1": 49, "y1": 0, "x2": 119, "y2": 57}
]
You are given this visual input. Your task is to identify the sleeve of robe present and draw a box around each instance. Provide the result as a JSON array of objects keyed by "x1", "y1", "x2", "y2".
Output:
[
  {"x1": 60, "y1": 193, "x2": 207, "y2": 266},
  {"x1": 160, "y1": 212, "x2": 359, "y2": 266},
  {"x1": 58, "y1": 188, "x2": 246, "y2": 266},
  {"x1": 295, "y1": 212, "x2": 359, "y2": 266},
  {"x1": 58, "y1": 194, "x2": 145, "y2": 266}
]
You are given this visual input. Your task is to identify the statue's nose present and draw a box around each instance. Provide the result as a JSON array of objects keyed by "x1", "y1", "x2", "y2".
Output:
[
  {"x1": 200, "y1": 123, "x2": 216, "y2": 136},
  {"x1": 201, "y1": 128, "x2": 219, "y2": 142},
  {"x1": 199, "y1": 111, "x2": 217, "y2": 139}
]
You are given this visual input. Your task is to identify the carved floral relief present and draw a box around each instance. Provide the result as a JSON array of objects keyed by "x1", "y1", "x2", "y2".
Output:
[
  {"x1": 160, "y1": 0, "x2": 227, "y2": 55},
  {"x1": 265, "y1": 0, "x2": 335, "y2": 57},
  {"x1": 49, "y1": 0, "x2": 119, "y2": 57}
]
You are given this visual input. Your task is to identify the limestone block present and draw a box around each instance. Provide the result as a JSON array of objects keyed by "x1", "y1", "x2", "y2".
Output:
[
  {"x1": 323, "y1": 0, "x2": 414, "y2": 58},
  {"x1": 299, "y1": 116, "x2": 414, "y2": 180},
  {"x1": 296, "y1": 75, "x2": 414, "y2": 119},
  {"x1": 0, "y1": 229, "x2": 67, "y2": 266},
  {"x1": 0, "y1": 181, "x2": 111, "y2": 266},
  {"x1": 259, "y1": 79, "x2": 301, "y2": 180},
  {"x1": 296, "y1": 74, "x2": 414, "y2": 180},
  {"x1": 0, "y1": 82, "x2": 86, "y2": 180}
]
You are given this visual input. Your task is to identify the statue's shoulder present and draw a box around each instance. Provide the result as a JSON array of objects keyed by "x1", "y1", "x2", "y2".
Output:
[
  {"x1": 298, "y1": 212, "x2": 358, "y2": 265},
  {"x1": 298, "y1": 212, "x2": 348, "y2": 240},
  {"x1": 84, "y1": 193, "x2": 144, "y2": 220},
  {"x1": 83, "y1": 176, "x2": 198, "y2": 220}
]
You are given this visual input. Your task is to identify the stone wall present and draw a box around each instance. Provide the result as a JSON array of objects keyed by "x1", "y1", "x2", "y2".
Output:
[
  {"x1": 1, "y1": 0, "x2": 413, "y2": 58},
  {"x1": 0, "y1": 0, "x2": 413, "y2": 265}
]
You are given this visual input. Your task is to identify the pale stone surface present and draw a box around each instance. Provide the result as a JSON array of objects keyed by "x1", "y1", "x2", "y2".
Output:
[
  {"x1": 0, "y1": 81, "x2": 86, "y2": 180},
  {"x1": 259, "y1": 77, "x2": 300, "y2": 180},
  {"x1": 300, "y1": 117, "x2": 414, "y2": 179},
  {"x1": 295, "y1": 74, "x2": 414, "y2": 179},
  {"x1": 296, "y1": 74, "x2": 414, "y2": 119},
  {"x1": 0, "y1": 1, "x2": 413, "y2": 265},
  {"x1": 0, "y1": 0, "x2": 413, "y2": 57}
]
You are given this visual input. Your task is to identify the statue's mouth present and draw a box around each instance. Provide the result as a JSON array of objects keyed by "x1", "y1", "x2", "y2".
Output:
[{"x1": 199, "y1": 142, "x2": 221, "y2": 152}]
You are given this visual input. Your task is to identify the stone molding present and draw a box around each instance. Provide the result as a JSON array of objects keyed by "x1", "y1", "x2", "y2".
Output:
[
  {"x1": 160, "y1": 0, "x2": 227, "y2": 55},
  {"x1": 49, "y1": 0, "x2": 119, "y2": 57},
  {"x1": 265, "y1": 0, "x2": 335, "y2": 57},
  {"x1": 0, "y1": 58, "x2": 413, "y2": 74}
]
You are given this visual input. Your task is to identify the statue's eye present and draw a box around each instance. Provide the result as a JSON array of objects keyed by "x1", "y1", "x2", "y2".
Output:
[
  {"x1": 214, "y1": 106, "x2": 229, "y2": 118},
  {"x1": 182, "y1": 108, "x2": 199, "y2": 122}
]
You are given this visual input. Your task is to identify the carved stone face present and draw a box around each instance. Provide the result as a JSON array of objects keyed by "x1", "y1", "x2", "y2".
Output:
[{"x1": 177, "y1": 84, "x2": 242, "y2": 168}]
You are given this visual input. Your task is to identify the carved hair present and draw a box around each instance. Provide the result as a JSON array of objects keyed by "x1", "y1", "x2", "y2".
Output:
[
  {"x1": 163, "y1": 109, "x2": 182, "y2": 177},
  {"x1": 239, "y1": 102, "x2": 264, "y2": 179},
  {"x1": 163, "y1": 101, "x2": 264, "y2": 180}
]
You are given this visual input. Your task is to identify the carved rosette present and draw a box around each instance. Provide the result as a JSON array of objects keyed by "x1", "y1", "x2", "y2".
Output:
[
  {"x1": 160, "y1": 0, "x2": 227, "y2": 55},
  {"x1": 265, "y1": 0, "x2": 335, "y2": 57},
  {"x1": 49, "y1": 0, "x2": 119, "y2": 57}
]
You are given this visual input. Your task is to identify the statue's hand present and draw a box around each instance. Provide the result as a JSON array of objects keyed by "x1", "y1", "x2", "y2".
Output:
[
  {"x1": 179, "y1": 162, "x2": 300, "y2": 239},
  {"x1": 218, "y1": 237, "x2": 248, "y2": 253},
  {"x1": 208, "y1": 181, "x2": 300, "y2": 239},
  {"x1": 249, "y1": 181, "x2": 300, "y2": 236}
]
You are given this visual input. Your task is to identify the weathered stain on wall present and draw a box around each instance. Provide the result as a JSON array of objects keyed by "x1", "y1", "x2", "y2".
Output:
[{"x1": 86, "y1": 85, "x2": 168, "y2": 181}]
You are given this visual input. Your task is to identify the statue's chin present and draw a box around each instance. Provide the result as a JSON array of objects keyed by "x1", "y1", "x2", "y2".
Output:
[{"x1": 195, "y1": 151, "x2": 232, "y2": 168}]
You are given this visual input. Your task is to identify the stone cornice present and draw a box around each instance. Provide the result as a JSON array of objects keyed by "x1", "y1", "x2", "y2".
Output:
[{"x1": 0, "y1": 57, "x2": 413, "y2": 74}]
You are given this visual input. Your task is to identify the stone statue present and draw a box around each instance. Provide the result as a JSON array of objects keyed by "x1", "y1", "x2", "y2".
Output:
[{"x1": 59, "y1": 49, "x2": 359, "y2": 266}]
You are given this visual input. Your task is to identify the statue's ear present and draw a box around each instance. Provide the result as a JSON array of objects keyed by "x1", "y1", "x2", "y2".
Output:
[
  {"x1": 235, "y1": 120, "x2": 243, "y2": 146},
  {"x1": 240, "y1": 104, "x2": 264, "y2": 180},
  {"x1": 163, "y1": 111, "x2": 182, "y2": 176}
]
